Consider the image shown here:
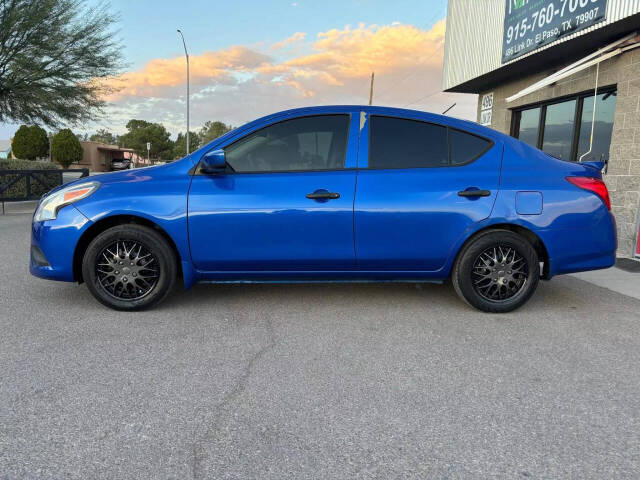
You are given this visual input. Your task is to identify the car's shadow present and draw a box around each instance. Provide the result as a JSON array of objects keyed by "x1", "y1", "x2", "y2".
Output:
[{"x1": 25, "y1": 272, "x2": 630, "y2": 318}]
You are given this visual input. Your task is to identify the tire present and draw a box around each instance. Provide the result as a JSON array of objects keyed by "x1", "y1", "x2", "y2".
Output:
[
  {"x1": 451, "y1": 230, "x2": 539, "y2": 313},
  {"x1": 82, "y1": 224, "x2": 177, "y2": 311}
]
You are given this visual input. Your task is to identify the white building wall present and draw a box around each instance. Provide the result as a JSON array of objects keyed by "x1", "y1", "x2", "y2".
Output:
[{"x1": 443, "y1": 0, "x2": 640, "y2": 91}]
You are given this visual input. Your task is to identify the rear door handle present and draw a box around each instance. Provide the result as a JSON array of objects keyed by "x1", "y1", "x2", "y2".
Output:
[
  {"x1": 306, "y1": 191, "x2": 340, "y2": 200},
  {"x1": 458, "y1": 189, "x2": 491, "y2": 197}
]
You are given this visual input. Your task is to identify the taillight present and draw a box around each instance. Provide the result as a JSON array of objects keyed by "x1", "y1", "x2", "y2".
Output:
[{"x1": 566, "y1": 176, "x2": 611, "y2": 210}]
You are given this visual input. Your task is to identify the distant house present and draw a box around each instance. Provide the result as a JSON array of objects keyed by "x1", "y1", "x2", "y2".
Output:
[
  {"x1": 0, "y1": 140, "x2": 11, "y2": 159},
  {"x1": 78, "y1": 141, "x2": 135, "y2": 172}
]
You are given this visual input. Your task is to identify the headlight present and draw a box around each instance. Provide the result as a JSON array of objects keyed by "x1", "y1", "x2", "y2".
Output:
[{"x1": 34, "y1": 181, "x2": 100, "y2": 222}]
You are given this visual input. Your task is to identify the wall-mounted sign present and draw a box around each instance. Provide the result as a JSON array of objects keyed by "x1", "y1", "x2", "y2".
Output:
[
  {"x1": 480, "y1": 109, "x2": 493, "y2": 126},
  {"x1": 480, "y1": 92, "x2": 494, "y2": 126},
  {"x1": 481, "y1": 92, "x2": 494, "y2": 111},
  {"x1": 502, "y1": 0, "x2": 608, "y2": 64}
]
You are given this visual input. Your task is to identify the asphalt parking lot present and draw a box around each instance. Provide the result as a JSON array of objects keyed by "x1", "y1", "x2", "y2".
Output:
[{"x1": 2, "y1": 212, "x2": 640, "y2": 479}]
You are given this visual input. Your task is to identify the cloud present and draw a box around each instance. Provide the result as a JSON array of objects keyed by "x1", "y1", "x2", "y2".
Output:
[
  {"x1": 271, "y1": 32, "x2": 306, "y2": 50},
  {"x1": 270, "y1": 20, "x2": 447, "y2": 96},
  {"x1": 97, "y1": 20, "x2": 477, "y2": 135},
  {"x1": 103, "y1": 46, "x2": 271, "y2": 100}
]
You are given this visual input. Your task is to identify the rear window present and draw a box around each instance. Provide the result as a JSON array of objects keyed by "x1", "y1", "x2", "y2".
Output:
[
  {"x1": 449, "y1": 129, "x2": 492, "y2": 165},
  {"x1": 369, "y1": 116, "x2": 448, "y2": 169},
  {"x1": 368, "y1": 116, "x2": 492, "y2": 169}
]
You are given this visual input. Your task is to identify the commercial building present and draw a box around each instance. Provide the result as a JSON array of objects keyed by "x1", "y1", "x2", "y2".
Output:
[
  {"x1": 443, "y1": 0, "x2": 640, "y2": 259},
  {"x1": 78, "y1": 141, "x2": 134, "y2": 172}
]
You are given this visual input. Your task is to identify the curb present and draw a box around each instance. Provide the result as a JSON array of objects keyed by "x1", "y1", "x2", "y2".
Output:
[{"x1": 1, "y1": 200, "x2": 38, "y2": 215}]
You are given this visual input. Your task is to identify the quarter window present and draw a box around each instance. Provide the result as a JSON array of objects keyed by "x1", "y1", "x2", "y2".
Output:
[
  {"x1": 449, "y1": 129, "x2": 493, "y2": 165},
  {"x1": 224, "y1": 115, "x2": 349, "y2": 173}
]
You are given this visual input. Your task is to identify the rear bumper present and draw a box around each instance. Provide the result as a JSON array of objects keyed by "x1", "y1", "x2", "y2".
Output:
[
  {"x1": 29, "y1": 205, "x2": 92, "y2": 282},
  {"x1": 544, "y1": 211, "x2": 617, "y2": 278}
]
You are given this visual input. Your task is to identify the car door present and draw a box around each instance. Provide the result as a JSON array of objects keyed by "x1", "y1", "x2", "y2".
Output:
[
  {"x1": 354, "y1": 113, "x2": 502, "y2": 272},
  {"x1": 188, "y1": 112, "x2": 359, "y2": 274}
]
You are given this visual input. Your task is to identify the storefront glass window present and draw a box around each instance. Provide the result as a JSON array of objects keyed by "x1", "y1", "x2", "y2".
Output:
[
  {"x1": 577, "y1": 92, "x2": 617, "y2": 162},
  {"x1": 517, "y1": 108, "x2": 540, "y2": 147},
  {"x1": 512, "y1": 87, "x2": 617, "y2": 163},
  {"x1": 542, "y1": 100, "x2": 576, "y2": 160}
]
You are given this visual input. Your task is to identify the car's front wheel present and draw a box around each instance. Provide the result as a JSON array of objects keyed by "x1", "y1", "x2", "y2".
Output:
[
  {"x1": 452, "y1": 230, "x2": 539, "y2": 313},
  {"x1": 82, "y1": 224, "x2": 177, "y2": 311}
]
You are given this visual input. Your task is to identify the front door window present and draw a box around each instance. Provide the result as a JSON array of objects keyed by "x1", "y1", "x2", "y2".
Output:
[{"x1": 224, "y1": 115, "x2": 349, "y2": 173}]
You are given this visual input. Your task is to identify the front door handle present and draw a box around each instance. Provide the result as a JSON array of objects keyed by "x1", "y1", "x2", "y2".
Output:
[
  {"x1": 458, "y1": 189, "x2": 491, "y2": 198},
  {"x1": 306, "y1": 190, "x2": 340, "y2": 200}
]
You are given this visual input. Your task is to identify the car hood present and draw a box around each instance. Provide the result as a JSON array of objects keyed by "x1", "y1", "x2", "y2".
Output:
[{"x1": 43, "y1": 161, "x2": 187, "y2": 200}]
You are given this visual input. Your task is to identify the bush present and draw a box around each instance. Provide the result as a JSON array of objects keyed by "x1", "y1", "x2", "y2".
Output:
[
  {"x1": 0, "y1": 159, "x2": 60, "y2": 200},
  {"x1": 51, "y1": 129, "x2": 83, "y2": 168},
  {"x1": 12, "y1": 125, "x2": 49, "y2": 160}
]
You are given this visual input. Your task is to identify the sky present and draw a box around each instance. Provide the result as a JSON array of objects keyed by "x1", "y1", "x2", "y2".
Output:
[{"x1": 1, "y1": 0, "x2": 478, "y2": 140}]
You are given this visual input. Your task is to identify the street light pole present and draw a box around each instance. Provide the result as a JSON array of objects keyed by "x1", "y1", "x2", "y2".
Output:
[{"x1": 177, "y1": 29, "x2": 190, "y2": 155}]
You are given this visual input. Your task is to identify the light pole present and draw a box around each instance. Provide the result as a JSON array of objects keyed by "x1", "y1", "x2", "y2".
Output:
[{"x1": 177, "y1": 29, "x2": 190, "y2": 155}]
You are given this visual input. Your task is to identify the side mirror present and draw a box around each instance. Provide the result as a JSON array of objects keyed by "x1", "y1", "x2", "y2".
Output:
[{"x1": 200, "y1": 149, "x2": 227, "y2": 173}]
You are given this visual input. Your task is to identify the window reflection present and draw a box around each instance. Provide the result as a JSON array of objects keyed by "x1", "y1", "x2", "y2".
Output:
[
  {"x1": 517, "y1": 108, "x2": 540, "y2": 147},
  {"x1": 542, "y1": 100, "x2": 576, "y2": 160},
  {"x1": 577, "y1": 92, "x2": 617, "y2": 162},
  {"x1": 512, "y1": 88, "x2": 617, "y2": 163}
]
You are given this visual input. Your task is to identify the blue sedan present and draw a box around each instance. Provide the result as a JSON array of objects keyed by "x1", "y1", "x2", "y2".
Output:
[{"x1": 30, "y1": 106, "x2": 616, "y2": 312}]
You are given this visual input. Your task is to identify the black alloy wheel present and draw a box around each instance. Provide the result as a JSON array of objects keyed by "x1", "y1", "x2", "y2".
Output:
[
  {"x1": 96, "y1": 240, "x2": 160, "y2": 300},
  {"x1": 451, "y1": 230, "x2": 539, "y2": 313},
  {"x1": 82, "y1": 224, "x2": 177, "y2": 311},
  {"x1": 471, "y1": 245, "x2": 528, "y2": 301}
]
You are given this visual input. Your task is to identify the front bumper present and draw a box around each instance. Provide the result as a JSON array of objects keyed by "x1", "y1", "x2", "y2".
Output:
[{"x1": 30, "y1": 205, "x2": 92, "y2": 282}]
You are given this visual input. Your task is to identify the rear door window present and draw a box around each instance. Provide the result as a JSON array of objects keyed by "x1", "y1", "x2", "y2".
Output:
[
  {"x1": 369, "y1": 116, "x2": 448, "y2": 169},
  {"x1": 368, "y1": 116, "x2": 491, "y2": 169}
]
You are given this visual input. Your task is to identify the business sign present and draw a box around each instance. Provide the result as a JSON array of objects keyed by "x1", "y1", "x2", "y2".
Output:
[{"x1": 502, "y1": 0, "x2": 608, "y2": 63}]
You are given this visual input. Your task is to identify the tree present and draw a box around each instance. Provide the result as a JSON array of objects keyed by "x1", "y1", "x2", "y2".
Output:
[
  {"x1": 0, "y1": 0, "x2": 124, "y2": 128},
  {"x1": 199, "y1": 121, "x2": 233, "y2": 145},
  {"x1": 11, "y1": 124, "x2": 48, "y2": 159},
  {"x1": 119, "y1": 120, "x2": 173, "y2": 159},
  {"x1": 172, "y1": 131, "x2": 200, "y2": 159},
  {"x1": 51, "y1": 129, "x2": 83, "y2": 168},
  {"x1": 90, "y1": 128, "x2": 117, "y2": 145}
]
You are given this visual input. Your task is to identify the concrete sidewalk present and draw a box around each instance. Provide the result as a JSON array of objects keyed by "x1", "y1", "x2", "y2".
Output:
[{"x1": 572, "y1": 266, "x2": 640, "y2": 301}]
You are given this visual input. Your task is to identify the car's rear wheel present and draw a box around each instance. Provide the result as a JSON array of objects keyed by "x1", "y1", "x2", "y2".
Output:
[
  {"x1": 452, "y1": 230, "x2": 539, "y2": 313},
  {"x1": 82, "y1": 224, "x2": 176, "y2": 311}
]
